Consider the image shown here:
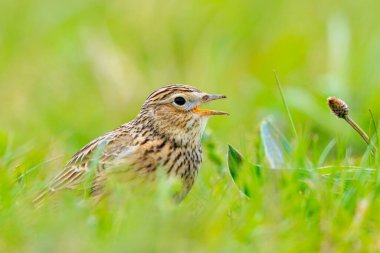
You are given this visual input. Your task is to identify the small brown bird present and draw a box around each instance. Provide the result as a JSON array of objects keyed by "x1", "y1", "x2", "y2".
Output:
[{"x1": 35, "y1": 84, "x2": 227, "y2": 203}]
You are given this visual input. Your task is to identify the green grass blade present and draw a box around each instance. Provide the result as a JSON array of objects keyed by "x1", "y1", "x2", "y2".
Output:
[{"x1": 273, "y1": 70, "x2": 298, "y2": 142}]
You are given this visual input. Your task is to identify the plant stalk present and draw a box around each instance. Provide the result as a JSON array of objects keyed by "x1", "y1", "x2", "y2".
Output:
[{"x1": 344, "y1": 115, "x2": 377, "y2": 154}]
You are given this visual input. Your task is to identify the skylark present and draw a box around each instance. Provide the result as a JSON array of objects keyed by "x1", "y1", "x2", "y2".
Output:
[{"x1": 34, "y1": 84, "x2": 227, "y2": 203}]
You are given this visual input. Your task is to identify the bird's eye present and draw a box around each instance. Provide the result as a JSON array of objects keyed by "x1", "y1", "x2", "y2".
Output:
[{"x1": 174, "y1": 96, "x2": 186, "y2": 106}]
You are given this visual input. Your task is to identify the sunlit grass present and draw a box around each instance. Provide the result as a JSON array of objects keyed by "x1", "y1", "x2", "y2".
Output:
[{"x1": 1, "y1": 0, "x2": 380, "y2": 252}]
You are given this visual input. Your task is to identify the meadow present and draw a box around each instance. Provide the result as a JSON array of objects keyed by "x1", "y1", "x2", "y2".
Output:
[{"x1": 1, "y1": 0, "x2": 380, "y2": 252}]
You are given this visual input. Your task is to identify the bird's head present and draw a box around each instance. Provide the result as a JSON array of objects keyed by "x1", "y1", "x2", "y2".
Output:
[{"x1": 139, "y1": 84, "x2": 228, "y2": 143}]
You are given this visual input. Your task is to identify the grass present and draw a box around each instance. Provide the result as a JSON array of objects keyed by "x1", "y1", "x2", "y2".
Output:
[{"x1": 1, "y1": 0, "x2": 380, "y2": 252}]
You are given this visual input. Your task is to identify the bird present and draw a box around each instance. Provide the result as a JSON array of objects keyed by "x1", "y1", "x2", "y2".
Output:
[{"x1": 34, "y1": 84, "x2": 228, "y2": 204}]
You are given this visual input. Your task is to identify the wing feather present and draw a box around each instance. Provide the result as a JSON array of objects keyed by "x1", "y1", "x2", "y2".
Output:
[{"x1": 34, "y1": 129, "x2": 138, "y2": 205}]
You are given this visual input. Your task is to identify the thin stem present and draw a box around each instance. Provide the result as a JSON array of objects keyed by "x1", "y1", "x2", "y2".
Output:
[
  {"x1": 273, "y1": 70, "x2": 298, "y2": 142},
  {"x1": 344, "y1": 116, "x2": 370, "y2": 144},
  {"x1": 344, "y1": 115, "x2": 377, "y2": 154}
]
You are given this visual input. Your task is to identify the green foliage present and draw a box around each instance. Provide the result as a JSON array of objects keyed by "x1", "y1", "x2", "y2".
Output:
[
  {"x1": 260, "y1": 120, "x2": 289, "y2": 168},
  {"x1": 227, "y1": 144, "x2": 260, "y2": 198},
  {"x1": 227, "y1": 144, "x2": 244, "y2": 180},
  {"x1": 1, "y1": 0, "x2": 380, "y2": 252}
]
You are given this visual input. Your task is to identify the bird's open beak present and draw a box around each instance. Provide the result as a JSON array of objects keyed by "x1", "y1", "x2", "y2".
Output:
[{"x1": 192, "y1": 94, "x2": 229, "y2": 116}]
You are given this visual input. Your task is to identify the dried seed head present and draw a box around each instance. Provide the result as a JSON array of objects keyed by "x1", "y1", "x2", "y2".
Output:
[{"x1": 328, "y1": 97, "x2": 349, "y2": 118}]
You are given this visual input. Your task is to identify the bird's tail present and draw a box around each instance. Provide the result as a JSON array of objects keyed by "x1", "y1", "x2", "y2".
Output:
[{"x1": 32, "y1": 187, "x2": 56, "y2": 208}]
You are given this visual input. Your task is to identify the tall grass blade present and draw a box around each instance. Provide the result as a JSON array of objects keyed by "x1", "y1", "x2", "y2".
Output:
[{"x1": 273, "y1": 70, "x2": 298, "y2": 141}]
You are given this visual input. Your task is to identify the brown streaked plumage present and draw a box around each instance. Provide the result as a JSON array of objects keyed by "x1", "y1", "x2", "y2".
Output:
[{"x1": 34, "y1": 84, "x2": 227, "y2": 204}]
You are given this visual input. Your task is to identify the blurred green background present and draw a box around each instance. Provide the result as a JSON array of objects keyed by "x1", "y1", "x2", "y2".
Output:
[
  {"x1": 1, "y1": 0, "x2": 380, "y2": 252},
  {"x1": 2, "y1": 0, "x2": 380, "y2": 153}
]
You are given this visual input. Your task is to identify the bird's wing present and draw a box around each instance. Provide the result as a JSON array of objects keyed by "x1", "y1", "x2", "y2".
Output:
[{"x1": 34, "y1": 130, "x2": 138, "y2": 204}]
